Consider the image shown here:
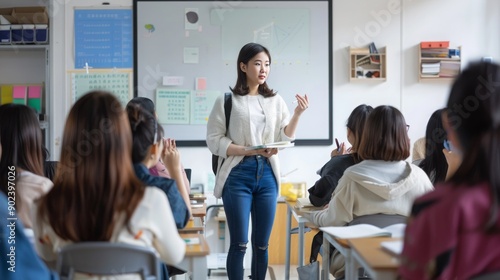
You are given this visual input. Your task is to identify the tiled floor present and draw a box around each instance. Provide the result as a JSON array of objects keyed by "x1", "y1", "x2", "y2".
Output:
[{"x1": 207, "y1": 264, "x2": 299, "y2": 280}]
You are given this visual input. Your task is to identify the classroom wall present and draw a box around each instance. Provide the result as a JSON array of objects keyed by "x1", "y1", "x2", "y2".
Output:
[{"x1": 42, "y1": 0, "x2": 500, "y2": 193}]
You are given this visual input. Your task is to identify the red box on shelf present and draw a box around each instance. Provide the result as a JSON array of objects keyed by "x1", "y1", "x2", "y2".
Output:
[{"x1": 420, "y1": 41, "x2": 450, "y2": 49}]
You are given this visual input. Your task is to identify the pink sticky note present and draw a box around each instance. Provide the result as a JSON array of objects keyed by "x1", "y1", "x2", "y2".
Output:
[
  {"x1": 12, "y1": 86, "x2": 27, "y2": 99},
  {"x1": 196, "y1": 77, "x2": 207, "y2": 90},
  {"x1": 28, "y1": 85, "x2": 42, "y2": 98}
]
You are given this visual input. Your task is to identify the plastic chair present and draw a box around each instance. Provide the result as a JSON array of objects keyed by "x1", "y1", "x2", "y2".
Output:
[{"x1": 56, "y1": 242, "x2": 161, "y2": 280}]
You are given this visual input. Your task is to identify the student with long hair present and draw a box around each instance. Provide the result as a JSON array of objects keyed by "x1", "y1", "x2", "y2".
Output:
[
  {"x1": 126, "y1": 103, "x2": 191, "y2": 228},
  {"x1": 400, "y1": 62, "x2": 500, "y2": 279},
  {"x1": 33, "y1": 91, "x2": 185, "y2": 277},
  {"x1": 308, "y1": 104, "x2": 373, "y2": 207},
  {"x1": 0, "y1": 104, "x2": 52, "y2": 229},
  {"x1": 206, "y1": 42, "x2": 309, "y2": 280},
  {"x1": 417, "y1": 108, "x2": 449, "y2": 184},
  {"x1": 126, "y1": 97, "x2": 191, "y2": 194},
  {"x1": 303, "y1": 105, "x2": 433, "y2": 278}
]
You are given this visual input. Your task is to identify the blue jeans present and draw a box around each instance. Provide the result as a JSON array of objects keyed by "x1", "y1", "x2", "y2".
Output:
[{"x1": 222, "y1": 155, "x2": 278, "y2": 280}]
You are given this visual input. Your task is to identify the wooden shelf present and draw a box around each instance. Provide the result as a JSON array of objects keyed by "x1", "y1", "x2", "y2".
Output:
[
  {"x1": 418, "y1": 44, "x2": 461, "y2": 82},
  {"x1": 349, "y1": 46, "x2": 387, "y2": 82}
]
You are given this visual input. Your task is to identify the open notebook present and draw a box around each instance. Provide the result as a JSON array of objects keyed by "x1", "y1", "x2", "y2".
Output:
[
  {"x1": 380, "y1": 240, "x2": 403, "y2": 256},
  {"x1": 244, "y1": 141, "x2": 295, "y2": 150},
  {"x1": 320, "y1": 223, "x2": 406, "y2": 240}
]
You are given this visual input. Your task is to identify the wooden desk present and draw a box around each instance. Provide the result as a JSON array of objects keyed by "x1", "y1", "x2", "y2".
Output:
[
  {"x1": 178, "y1": 219, "x2": 204, "y2": 233},
  {"x1": 348, "y1": 237, "x2": 400, "y2": 280},
  {"x1": 175, "y1": 233, "x2": 210, "y2": 280},
  {"x1": 191, "y1": 203, "x2": 207, "y2": 224}
]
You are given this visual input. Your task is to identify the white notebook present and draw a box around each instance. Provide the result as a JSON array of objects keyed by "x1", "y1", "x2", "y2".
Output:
[
  {"x1": 380, "y1": 240, "x2": 403, "y2": 256},
  {"x1": 244, "y1": 141, "x2": 295, "y2": 150},
  {"x1": 320, "y1": 224, "x2": 392, "y2": 239}
]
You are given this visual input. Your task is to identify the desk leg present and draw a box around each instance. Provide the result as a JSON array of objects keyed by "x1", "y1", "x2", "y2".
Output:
[
  {"x1": 191, "y1": 256, "x2": 207, "y2": 280},
  {"x1": 285, "y1": 205, "x2": 291, "y2": 280},
  {"x1": 298, "y1": 221, "x2": 304, "y2": 267},
  {"x1": 322, "y1": 235, "x2": 330, "y2": 280}
]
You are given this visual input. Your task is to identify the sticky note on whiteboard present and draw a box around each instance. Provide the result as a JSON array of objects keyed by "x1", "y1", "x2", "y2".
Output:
[{"x1": 162, "y1": 76, "x2": 184, "y2": 86}]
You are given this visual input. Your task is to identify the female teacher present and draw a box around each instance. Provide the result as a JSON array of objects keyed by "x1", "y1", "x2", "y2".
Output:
[{"x1": 207, "y1": 42, "x2": 308, "y2": 280}]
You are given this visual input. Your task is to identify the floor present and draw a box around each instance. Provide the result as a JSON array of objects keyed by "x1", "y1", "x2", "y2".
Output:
[{"x1": 207, "y1": 264, "x2": 299, "y2": 280}]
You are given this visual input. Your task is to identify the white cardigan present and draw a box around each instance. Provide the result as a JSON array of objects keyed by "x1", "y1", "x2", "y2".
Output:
[{"x1": 206, "y1": 92, "x2": 294, "y2": 198}]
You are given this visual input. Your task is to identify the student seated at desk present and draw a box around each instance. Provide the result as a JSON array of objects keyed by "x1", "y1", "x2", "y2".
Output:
[
  {"x1": 301, "y1": 105, "x2": 434, "y2": 279},
  {"x1": 126, "y1": 102, "x2": 191, "y2": 229},
  {"x1": 126, "y1": 97, "x2": 191, "y2": 194},
  {"x1": 32, "y1": 91, "x2": 185, "y2": 279},
  {"x1": 308, "y1": 104, "x2": 373, "y2": 207},
  {"x1": 0, "y1": 104, "x2": 53, "y2": 229},
  {"x1": 400, "y1": 62, "x2": 500, "y2": 280}
]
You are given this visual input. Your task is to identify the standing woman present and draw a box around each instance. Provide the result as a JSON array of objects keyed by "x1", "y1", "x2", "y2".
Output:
[
  {"x1": 0, "y1": 104, "x2": 52, "y2": 229},
  {"x1": 207, "y1": 42, "x2": 308, "y2": 280}
]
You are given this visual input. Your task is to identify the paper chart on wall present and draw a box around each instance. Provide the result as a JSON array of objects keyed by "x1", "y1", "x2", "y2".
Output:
[
  {"x1": 69, "y1": 70, "x2": 133, "y2": 107},
  {"x1": 156, "y1": 88, "x2": 191, "y2": 125}
]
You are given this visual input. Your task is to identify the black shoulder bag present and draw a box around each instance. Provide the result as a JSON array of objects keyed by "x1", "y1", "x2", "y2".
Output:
[{"x1": 211, "y1": 92, "x2": 232, "y2": 174}]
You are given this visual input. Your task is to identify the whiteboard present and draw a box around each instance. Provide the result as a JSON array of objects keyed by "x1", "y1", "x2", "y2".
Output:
[{"x1": 133, "y1": 0, "x2": 332, "y2": 146}]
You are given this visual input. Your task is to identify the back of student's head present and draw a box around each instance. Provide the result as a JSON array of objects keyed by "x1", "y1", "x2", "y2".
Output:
[
  {"x1": 0, "y1": 104, "x2": 44, "y2": 212},
  {"x1": 127, "y1": 97, "x2": 155, "y2": 116},
  {"x1": 126, "y1": 103, "x2": 164, "y2": 164},
  {"x1": 445, "y1": 61, "x2": 500, "y2": 229},
  {"x1": 358, "y1": 105, "x2": 410, "y2": 161},
  {"x1": 419, "y1": 108, "x2": 448, "y2": 183},
  {"x1": 39, "y1": 90, "x2": 145, "y2": 242},
  {"x1": 346, "y1": 104, "x2": 374, "y2": 154}
]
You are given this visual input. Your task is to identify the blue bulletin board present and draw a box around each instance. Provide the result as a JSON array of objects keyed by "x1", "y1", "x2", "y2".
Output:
[{"x1": 74, "y1": 8, "x2": 133, "y2": 69}]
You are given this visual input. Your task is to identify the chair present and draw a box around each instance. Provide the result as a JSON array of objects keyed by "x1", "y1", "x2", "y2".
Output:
[{"x1": 56, "y1": 242, "x2": 161, "y2": 280}]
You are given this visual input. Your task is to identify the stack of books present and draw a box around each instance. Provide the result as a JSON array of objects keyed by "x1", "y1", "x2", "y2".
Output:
[
  {"x1": 421, "y1": 62, "x2": 440, "y2": 77},
  {"x1": 368, "y1": 42, "x2": 380, "y2": 64}
]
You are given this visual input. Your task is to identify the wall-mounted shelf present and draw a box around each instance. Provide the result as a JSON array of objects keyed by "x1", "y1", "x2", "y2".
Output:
[
  {"x1": 349, "y1": 46, "x2": 387, "y2": 82},
  {"x1": 418, "y1": 43, "x2": 461, "y2": 82}
]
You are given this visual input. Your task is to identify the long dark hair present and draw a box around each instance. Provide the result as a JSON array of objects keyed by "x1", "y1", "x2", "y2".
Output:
[
  {"x1": 346, "y1": 104, "x2": 373, "y2": 162},
  {"x1": 445, "y1": 61, "x2": 500, "y2": 231},
  {"x1": 0, "y1": 104, "x2": 44, "y2": 213},
  {"x1": 358, "y1": 105, "x2": 410, "y2": 161},
  {"x1": 126, "y1": 103, "x2": 164, "y2": 163},
  {"x1": 38, "y1": 91, "x2": 145, "y2": 241},
  {"x1": 418, "y1": 108, "x2": 448, "y2": 184},
  {"x1": 230, "y1": 42, "x2": 276, "y2": 97}
]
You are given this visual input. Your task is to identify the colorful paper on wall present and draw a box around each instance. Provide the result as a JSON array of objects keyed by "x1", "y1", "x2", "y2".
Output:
[
  {"x1": 27, "y1": 85, "x2": 42, "y2": 112},
  {"x1": 12, "y1": 85, "x2": 27, "y2": 105},
  {"x1": 0, "y1": 85, "x2": 13, "y2": 104}
]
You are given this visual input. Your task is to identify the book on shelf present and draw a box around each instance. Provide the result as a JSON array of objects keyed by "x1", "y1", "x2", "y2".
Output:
[
  {"x1": 356, "y1": 55, "x2": 370, "y2": 66},
  {"x1": 368, "y1": 42, "x2": 380, "y2": 64},
  {"x1": 320, "y1": 223, "x2": 406, "y2": 240},
  {"x1": 439, "y1": 61, "x2": 460, "y2": 77},
  {"x1": 244, "y1": 141, "x2": 294, "y2": 151}
]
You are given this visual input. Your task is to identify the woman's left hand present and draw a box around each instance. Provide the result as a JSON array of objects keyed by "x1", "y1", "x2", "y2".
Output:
[
  {"x1": 294, "y1": 94, "x2": 309, "y2": 115},
  {"x1": 258, "y1": 148, "x2": 278, "y2": 158}
]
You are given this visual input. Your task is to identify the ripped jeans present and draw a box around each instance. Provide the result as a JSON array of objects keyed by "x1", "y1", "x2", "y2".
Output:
[{"x1": 222, "y1": 155, "x2": 278, "y2": 280}]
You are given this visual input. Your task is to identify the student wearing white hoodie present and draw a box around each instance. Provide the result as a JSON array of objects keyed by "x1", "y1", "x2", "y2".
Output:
[{"x1": 303, "y1": 105, "x2": 434, "y2": 278}]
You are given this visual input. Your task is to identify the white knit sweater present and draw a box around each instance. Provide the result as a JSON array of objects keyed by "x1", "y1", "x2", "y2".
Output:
[{"x1": 206, "y1": 92, "x2": 294, "y2": 198}]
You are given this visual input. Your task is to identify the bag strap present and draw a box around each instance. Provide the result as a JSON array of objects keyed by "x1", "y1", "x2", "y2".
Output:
[{"x1": 224, "y1": 92, "x2": 232, "y2": 131}]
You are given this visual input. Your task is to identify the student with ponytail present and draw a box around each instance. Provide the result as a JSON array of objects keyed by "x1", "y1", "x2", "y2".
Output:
[{"x1": 400, "y1": 62, "x2": 500, "y2": 279}]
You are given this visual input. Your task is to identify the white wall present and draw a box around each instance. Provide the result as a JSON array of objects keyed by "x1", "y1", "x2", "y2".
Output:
[{"x1": 45, "y1": 0, "x2": 500, "y2": 193}]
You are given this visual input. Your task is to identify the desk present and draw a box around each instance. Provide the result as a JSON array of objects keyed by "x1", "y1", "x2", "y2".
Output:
[
  {"x1": 348, "y1": 237, "x2": 400, "y2": 280},
  {"x1": 178, "y1": 219, "x2": 204, "y2": 233},
  {"x1": 191, "y1": 203, "x2": 207, "y2": 224},
  {"x1": 285, "y1": 200, "x2": 311, "y2": 280},
  {"x1": 176, "y1": 233, "x2": 210, "y2": 280},
  {"x1": 321, "y1": 232, "x2": 354, "y2": 280}
]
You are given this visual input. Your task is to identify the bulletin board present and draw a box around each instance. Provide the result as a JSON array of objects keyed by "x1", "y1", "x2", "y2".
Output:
[
  {"x1": 69, "y1": 69, "x2": 133, "y2": 107},
  {"x1": 133, "y1": 0, "x2": 332, "y2": 146}
]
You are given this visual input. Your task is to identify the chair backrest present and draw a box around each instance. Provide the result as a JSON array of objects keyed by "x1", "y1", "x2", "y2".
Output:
[
  {"x1": 347, "y1": 213, "x2": 407, "y2": 228},
  {"x1": 56, "y1": 242, "x2": 161, "y2": 280}
]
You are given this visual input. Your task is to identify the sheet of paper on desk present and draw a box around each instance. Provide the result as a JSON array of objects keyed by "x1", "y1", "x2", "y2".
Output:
[
  {"x1": 320, "y1": 224, "x2": 392, "y2": 239},
  {"x1": 184, "y1": 237, "x2": 200, "y2": 245},
  {"x1": 244, "y1": 141, "x2": 294, "y2": 150},
  {"x1": 380, "y1": 240, "x2": 403, "y2": 256}
]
